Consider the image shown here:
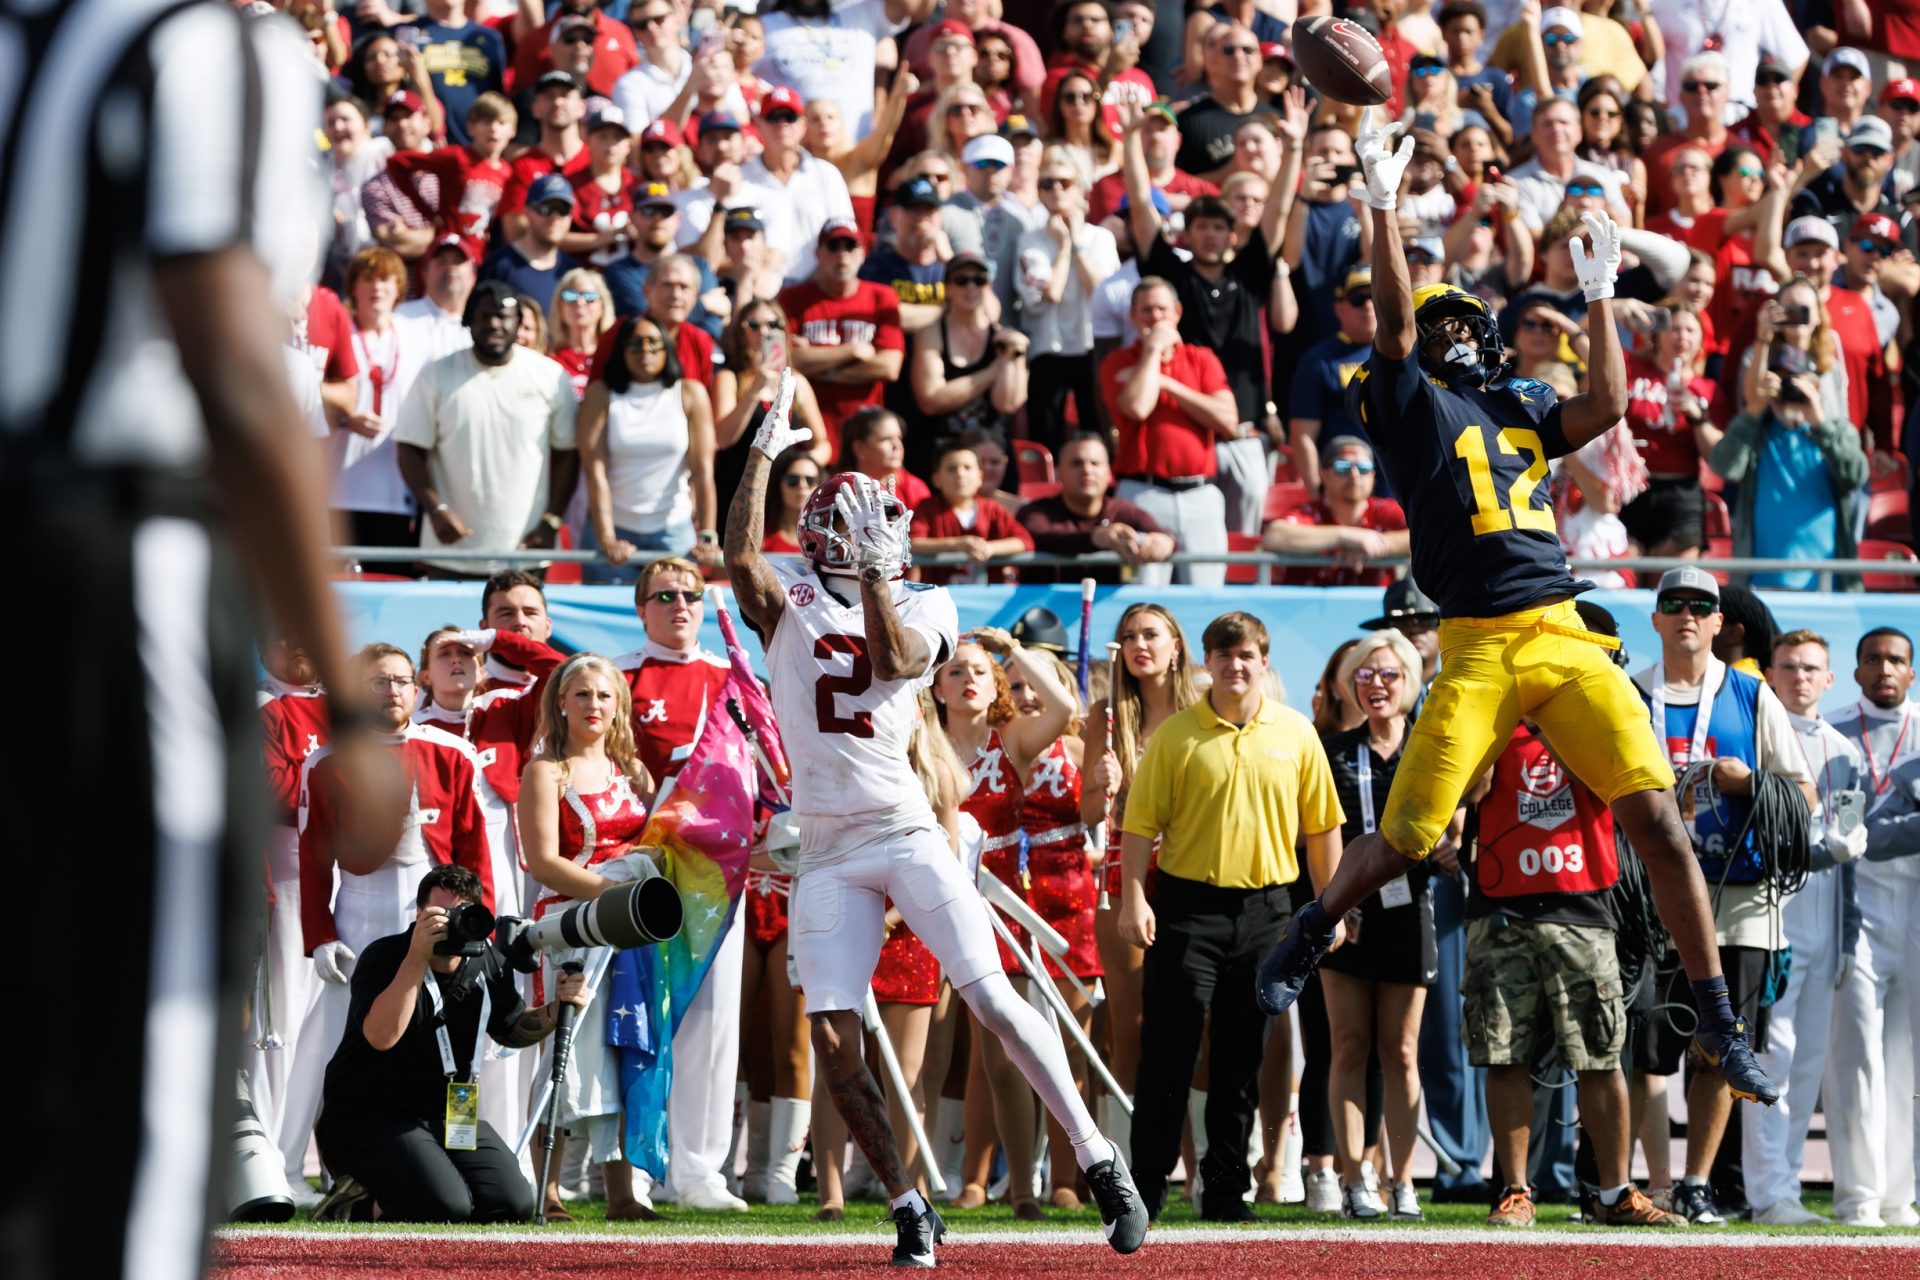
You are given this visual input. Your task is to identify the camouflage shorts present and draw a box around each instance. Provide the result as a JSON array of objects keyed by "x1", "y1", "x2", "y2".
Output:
[{"x1": 1462, "y1": 918, "x2": 1626, "y2": 1070}]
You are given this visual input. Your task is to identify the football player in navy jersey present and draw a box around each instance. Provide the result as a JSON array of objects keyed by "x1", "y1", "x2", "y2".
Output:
[{"x1": 1258, "y1": 109, "x2": 1777, "y2": 1114}]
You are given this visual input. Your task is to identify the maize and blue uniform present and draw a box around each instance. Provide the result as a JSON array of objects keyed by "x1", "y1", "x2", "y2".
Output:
[{"x1": 1347, "y1": 348, "x2": 1675, "y2": 856}]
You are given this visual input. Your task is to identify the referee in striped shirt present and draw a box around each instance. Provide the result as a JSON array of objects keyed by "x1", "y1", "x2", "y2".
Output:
[{"x1": 0, "y1": 6, "x2": 402, "y2": 1278}]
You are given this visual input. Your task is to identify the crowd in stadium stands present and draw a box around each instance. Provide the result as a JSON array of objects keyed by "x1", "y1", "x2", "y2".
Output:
[{"x1": 261, "y1": 0, "x2": 1920, "y2": 1231}]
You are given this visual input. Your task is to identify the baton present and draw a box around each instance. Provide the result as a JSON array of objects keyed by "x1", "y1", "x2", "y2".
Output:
[
  {"x1": 985, "y1": 906, "x2": 1131, "y2": 1115},
  {"x1": 863, "y1": 988, "x2": 947, "y2": 1196},
  {"x1": 1095, "y1": 640, "x2": 1120, "y2": 911}
]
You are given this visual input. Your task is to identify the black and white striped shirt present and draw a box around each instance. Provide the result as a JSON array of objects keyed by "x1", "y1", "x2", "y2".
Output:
[{"x1": 0, "y1": 0, "x2": 323, "y2": 474}]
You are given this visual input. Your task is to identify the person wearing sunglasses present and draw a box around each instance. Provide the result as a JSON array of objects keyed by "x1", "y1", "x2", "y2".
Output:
[
  {"x1": 544, "y1": 268, "x2": 614, "y2": 400},
  {"x1": 740, "y1": 86, "x2": 861, "y2": 287},
  {"x1": 482, "y1": 173, "x2": 582, "y2": 314},
  {"x1": 905, "y1": 252, "x2": 1026, "y2": 469},
  {"x1": 1788, "y1": 116, "x2": 1905, "y2": 262},
  {"x1": 1639, "y1": 53, "x2": 1733, "y2": 218},
  {"x1": 578, "y1": 314, "x2": 719, "y2": 582},
  {"x1": 1648, "y1": 0, "x2": 1808, "y2": 118},
  {"x1": 1838, "y1": 213, "x2": 1907, "y2": 350},
  {"x1": 1011, "y1": 151, "x2": 1115, "y2": 454},
  {"x1": 1286, "y1": 267, "x2": 1385, "y2": 501},
  {"x1": 714, "y1": 298, "x2": 828, "y2": 517},
  {"x1": 1507, "y1": 98, "x2": 1633, "y2": 234},
  {"x1": 760, "y1": 447, "x2": 823, "y2": 553},
  {"x1": 1265, "y1": 434, "x2": 1410, "y2": 589},
  {"x1": 1171, "y1": 21, "x2": 1283, "y2": 184},
  {"x1": 1634, "y1": 568, "x2": 1818, "y2": 1224}
]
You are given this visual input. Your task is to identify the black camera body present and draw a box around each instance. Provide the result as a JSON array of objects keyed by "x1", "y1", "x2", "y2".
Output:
[{"x1": 435, "y1": 901, "x2": 497, "y2": 958}]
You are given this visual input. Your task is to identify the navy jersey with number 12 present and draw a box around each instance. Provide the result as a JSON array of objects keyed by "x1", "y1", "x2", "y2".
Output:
[{"x1": 1347, "y1": 350, "x2": 1590, "y2": 618}]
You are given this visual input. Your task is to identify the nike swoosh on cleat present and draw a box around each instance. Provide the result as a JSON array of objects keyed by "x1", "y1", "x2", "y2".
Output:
[{"x1": 1102, "y1": 1220, "x2": 1117, "y2": 1240}]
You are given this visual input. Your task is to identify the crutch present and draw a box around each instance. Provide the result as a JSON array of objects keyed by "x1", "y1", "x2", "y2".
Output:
[
  {"x1": 516, "y1": 947, "x2": 616, "y2": 1158},
  {"x1": 863, "y1": 988, "x2": 948, "y2": 1196},
  {"x1": 985, "y1": 906, "x2": 1131, "y2": 1115}
]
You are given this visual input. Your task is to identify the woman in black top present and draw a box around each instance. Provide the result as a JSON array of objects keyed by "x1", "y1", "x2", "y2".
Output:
[
  {"x1": 901, "y1": 252, "x2": 1027, "y2": 479},
  {"x1": 1319, "y1": 629, "x2": 1437, "y2": 1222}
]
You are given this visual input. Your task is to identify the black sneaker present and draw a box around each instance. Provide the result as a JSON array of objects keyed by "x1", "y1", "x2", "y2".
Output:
[
  {"x1": 1694, "y1": 1018, "x2": 1780, "y2": 1106},
  {"x1": 890, "y1": 1197, "x2": 946, "y2": 1268},
  {"x1": 310, "y1": 1175, "x2": 371, "y2": 1223},
  {"x1": 1670, "y1": 1182, "x2": 1726, "y2": 1226},
  {"x1": 1256, "y1": 906, "x2": 1335, "y2": 1015},
  {"x1": 1085, "y1": 1152, "x2": 1150, "y2": 1253}
]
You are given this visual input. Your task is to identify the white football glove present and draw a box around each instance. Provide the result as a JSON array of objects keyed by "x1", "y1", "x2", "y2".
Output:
[
  {"x1": 750, "y1": 369, "x2": 810, "y2": 459},
  {"x1": 313, "y1": 940, "x2": 358, "y2": 986},
  {"x1": 1825, "y1": 823, "x2": 1870, "y2": 864},
  {"x1": 1355, "y1": 107, "x2": 1414, "y2": 212},
  {"x1": 1570, "y1": 209, "x2": 1623, "y2": 302},
  {"x1": 834, "y1": 481, "x2": 914, "y2": 579}
]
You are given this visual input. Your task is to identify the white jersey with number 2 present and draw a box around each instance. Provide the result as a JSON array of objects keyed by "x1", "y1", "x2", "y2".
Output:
[{"x1": 766, "y1": 559, "x2": 958, "y2": 866}]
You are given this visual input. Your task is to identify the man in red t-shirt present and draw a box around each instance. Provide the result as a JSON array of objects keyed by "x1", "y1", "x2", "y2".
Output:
[
  {"x1": 1728, "y1": 55, "x2": 1811, "y2": 166},
  {"x1": 498, "y1": 71, "x2": 592, "y2": 243},
  {"x1": 1098, "y1": 277, "x2": 1238, "y2": 587},
  {"x1": 1642, "y1": 52, "x2": 1733, "y2": 216},
  {"x1": 508, "y1": 1, "x2": 638, "y2": 99},
  {"x1": 778, "y1": 219, "x2": 907, "y2": 440},
  {"x1": 1088, "y1": 102, "x2": 1218, "y2": 224},
  {"x1": 1040, "y1": 0, "x2": 1155, "y2": 127},
  {"x1": 1262, "y1": 435, "x2": 1409, "y2": 587},
  {"x1": 385, "y1": 93, "x2": 518, "y2": 259}
]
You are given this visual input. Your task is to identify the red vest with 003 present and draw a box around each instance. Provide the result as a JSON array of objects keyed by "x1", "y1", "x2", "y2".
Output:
[{"x1": 1475, "y1": 727, "x2": 1619, "y2": 897}]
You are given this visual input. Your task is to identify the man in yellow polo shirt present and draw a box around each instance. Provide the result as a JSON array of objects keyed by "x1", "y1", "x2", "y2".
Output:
[{"x1": 1117, "y1": 610, "x2": 1345, "y2": 1222}]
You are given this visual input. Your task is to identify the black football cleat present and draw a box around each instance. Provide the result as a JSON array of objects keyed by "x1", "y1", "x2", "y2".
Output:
[
  {"x1": 1255, "y1": 906, "x2": 1335, "y2": 1015},
  {"x1": 1695, "y1": 1018, "x2": 1779, "y2": 1106},
  {"x1": 889, "y1": 1197, "x2": 946, "y2": 1268},
  {"x1": 1085, "y1": 1151, "x2": 1150, "y2": 1253}
]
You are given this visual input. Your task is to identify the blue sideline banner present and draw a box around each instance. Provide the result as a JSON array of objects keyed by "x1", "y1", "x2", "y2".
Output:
[{"x1": 337, "y1": 581, "x2": 1911, "y2": 719}]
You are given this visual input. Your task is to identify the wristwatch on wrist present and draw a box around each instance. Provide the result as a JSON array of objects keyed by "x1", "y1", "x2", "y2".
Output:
[
  {"x1": 698, "y1": 529, "x2": 719, "y2": 546},
  {"x1": 539, "y1": 511, "x2": 563, "y2": 532}
]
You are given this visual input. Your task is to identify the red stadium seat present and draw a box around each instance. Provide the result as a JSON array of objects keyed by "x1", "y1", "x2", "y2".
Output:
[
  {"x1": 1704, "y1": 537, "x2": 1734, "y2": 585},
  {"x1": 1272, "y1": 444, "x2": 1298, "y2": 485},
  {"x1": 1015, "y1": 442, "x2": 1055, "y2": 489},
  {"x1": 1263, "y1": 480, "x2": 1311, "y2": 526},
  {"x1": 1698, "y1": 458, "x2": 1723, "y2": 494},
  {"x1": 1703, "y1": 491, "x2": 1731, "y2": 539},
  {"x1": 1869, "y1": 488, "x2": 1912, "y2": 542},
  {"x1": 1225, "y1": 532, "x2": 1266, "y2": 585},
  {"x1": 1858, "y1": 538, "x2": 1919, "y2": 592},
  {"x1": 1018, "y1": 480, "x2": 1061, "y2": 503},
  {"x1": 547, "y1": 525, "x2": 583, "y2": 585},
  {"x1": 1872, "y1": 453, "x2": 1909, "y2": 493}
]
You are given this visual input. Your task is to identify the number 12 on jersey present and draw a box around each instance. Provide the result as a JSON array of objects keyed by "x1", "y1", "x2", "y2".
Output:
[{"x1": 1453, "y1": 424, "x2": 1553, "y2": 536}]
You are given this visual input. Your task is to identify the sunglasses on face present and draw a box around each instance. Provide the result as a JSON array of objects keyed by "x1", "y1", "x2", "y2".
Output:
[
  {"x1": 1892, "y1": 99, "x2": 1920, "y2": 111},
  {"x1": 744, "y1": 317, "x2": 786, "y2": 331},
  {"x1": 823, "y1": 238, "x2": 861, "y2": 253},
  {"x1": 532, "y1": 202, "x2": 573, "y2": 217},
  {"x1": 639, "y1": 204, "x2": 675, "y2": 217},
  {"x1": 1851, "y1": 144, "x2": 1891, "y2": 159},
  {"x1": 1858, "y1": 238, "x2": 1890, "y2": 255},
  {"x1": 1329, "y1": 458, "x2": 1375, "y2": 475},
  {"x1": 631, "y1": 11, "x2": 670, "y2": 28},
  {"x1": 1682, "y1": 80, "x2": 1723, "y2": 93},
  {"x1": 559, "y1": 289, "x2": 600, "y2": 304},
  {"x1": 1756, "y1": 73, "x2": 1791, "y2": 88},
  {"x1": 1354, "y1": 666, "x2": 1403, "y2": 684},
  {"x1": 949, "y1": 274, "x2": 990, "y2": 287},
  {"x1": 1039, "y1": 175, "x2": 1076, "y2": 190},
  {"x1": 970, "y1": 159, "x2": 1008, "y2": 171},
  {"x1": 561, "y1": 29, "x2": 595, "y2": 43},
  {"x1": 648, "y1": 589, "x2": 704, "y2": 605},
  {"x1": 784, "y1": 472, "x2": 820, "y2": 488},
  {"x1": 1341, "y1": 292, "x2": 1373, "y2": 307},
  {"x1": 1412, "y1": 64, "x2": 1445, "y2": 77},
  {"x1": 628, "y1": 337, "x2": 667, "y2": 353},
  {"x1": 948, "y1": 102, "x2": 987, "y2": 115},
  {"x1": 1657, "y1": 597, "x2": 1718, "y2": 617},
  {"x1": 762, "y1": 110, "x2": 801, "y2": 125},
  {"x1": 1520, "y1": 317, "x2": 1558, "y2": 333},
  {"x1": 1586, "y1": 106, "x2": 1621, "y2": 119},
  {"x1": 1734, "y1": 165, "x2": 1764, "y2": 179},
  {"x1": 1058, "y1": 90, "x2": 1097, "y2": 105},
  {"x1": 1566, "y1": 182, "x2": 1605, "y2": 198},
  {"x1": 1543, "y1": 31, "x2": 1578, "y2": 45}
]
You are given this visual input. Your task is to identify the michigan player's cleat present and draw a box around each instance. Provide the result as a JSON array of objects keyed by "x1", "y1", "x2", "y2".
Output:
[
  {"x1": 1255, "y1": 904, "x2": 1335, "y2": 1015},
  {"x1": 889, "y1": 1195, "x2": 946, "y2": 1268},
  {"x1": 1592, "y1": 1186, "x2": 1688, "y2": 1228},
  {"x1": 1694, "y1": 1018, "x2": 1779, "y2": 1105},
  {"x1": 1085, "y1": 1152, "x2": 1150, "y2": 1253}
]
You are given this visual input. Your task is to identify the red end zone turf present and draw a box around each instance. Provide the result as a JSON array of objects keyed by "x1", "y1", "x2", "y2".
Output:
[{"x1": 213, "y1": 1232, "x2": 1920, "y2": 1279}]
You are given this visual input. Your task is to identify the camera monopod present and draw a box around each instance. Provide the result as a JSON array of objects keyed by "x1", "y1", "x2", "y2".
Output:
[{"x1": 534, "y1": 959, "x2": 586, "y2": 1226}]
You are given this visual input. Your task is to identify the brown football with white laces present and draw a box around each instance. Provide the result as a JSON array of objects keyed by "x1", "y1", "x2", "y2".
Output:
[{"x1": 1292, "y1": 16, "x2": 1393, "y2": 107}]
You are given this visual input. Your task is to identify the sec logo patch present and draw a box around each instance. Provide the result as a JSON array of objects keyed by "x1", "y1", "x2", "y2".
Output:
[{"x1": 789, "y1": 582, "x2": 816, "y2": 606}]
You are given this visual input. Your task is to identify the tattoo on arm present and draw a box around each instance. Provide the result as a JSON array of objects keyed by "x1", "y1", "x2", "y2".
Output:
[
  {"x1": 861, "y1": 572, "x2": 931, "y2": 681},
  {"x1": 498, "y1": 1003, "x2": 560, "y2": 1049},
  {"x1": 725, "y1": 448, "x2": 786, "y2": 637}
]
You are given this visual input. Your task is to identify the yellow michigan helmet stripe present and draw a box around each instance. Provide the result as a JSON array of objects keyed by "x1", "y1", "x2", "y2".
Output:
[{"x1": 1410, "y1": 282, "x2": 1491, "y2": 324}]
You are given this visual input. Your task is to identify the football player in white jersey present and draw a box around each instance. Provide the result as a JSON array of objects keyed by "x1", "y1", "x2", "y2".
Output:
[{"x1": 725, "y1": 373, "x2": 1148, "y2": 1266}]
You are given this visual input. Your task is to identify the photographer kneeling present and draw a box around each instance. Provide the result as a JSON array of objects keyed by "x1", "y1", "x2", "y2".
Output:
[{"x1": 315, "y1": 865, "x2": 587, "y2": 1222}]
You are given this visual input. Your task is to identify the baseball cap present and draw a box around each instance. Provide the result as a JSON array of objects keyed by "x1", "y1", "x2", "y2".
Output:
[
  {"x1": 1336, "y1": 265, "x2": 1373, "y2": 298},
  {"x1": 534, "y1": 69, "x2": 581, "y2": 95},
  {"x1": 430, "y1": 233, "x2": 479, "y2": 264},
  {"x1": 1000, "y1": 113, "x2": 1040, "y2": 140},
  {"x1": 894, "y1": 176, "x2": 942, "y2": 208},
  {"x1": 585, "y1": 106, "x2": 629, "y2": 136},
  {"x1": 929, "y1": 18, "x2": 975, "y2": 46},
  {"x1": 817, "y1": 216, "x2": 863, "y2": 247},
  {"x1": 946, "y1": 251, "x2": 994, "y2": 280},
  {"x1": 383, "y1": 89, "x2": 426, "y2": 117},
  {"x1": 639, "y1": 117, "x2": 683, "y2": 148},
  {"x1": 1656, "y1": 565, "x2": 1720, "y2": 604},
  {"x1": 550, "y1": 13, "x2": 594, "y2": 46},
  {"x1": 1754, "y1": 54, "x2": 1794, "y2": 86},
  {"x1": 1406, "y1": 237, "x2": 1445, "y2": 263},
  {"x1": 525, "y1": 173, "x2": 576, "y2": 211},
  {"x1": 723, "y1": 205, "x2": 766, "y2": 233},
  {"x1": 697, "y1": 110, "x2": 744, "y2": 135},
  {"x1": 1260, "y1": 41, "x2": 1294, "y2": 66},
  {"x1": 1115, "y1": 186, "x2": 1173, "y2": 217},
  {"x1": 1825, "y1": 47, "x2": 1871, "y2": 79},
  {"x1": 1784, "y1": 215, "x2": 1840, "y2": 249},
  {"x1": 1884, "y1": 76, "x2": 1920, "y2": 105},
  {"x1": 962, "y1": 134, "x2": 1015, "y2": 168},
  {"x1": 1853, "y1": 211, "x2": 1902, "y2": 243},
  {"x1": 1361, "y1": 579, "x2": 1440, "y2": 630},
  {"x1": 1849, "y1": 115, "x2": 1895, "y2": 151},
  {"x1": 1143, "y1": 99, "x2": 1178, "y2": 127},
  {"x1": 1540, "y1": 6, "x2": 1582, "y2": 35},
  {"x1": 758, "y1": 85, "x2": 805, "y2": 118},
  {"x1": 636, "y1": 180, "x2": 676, "y2": 211}
]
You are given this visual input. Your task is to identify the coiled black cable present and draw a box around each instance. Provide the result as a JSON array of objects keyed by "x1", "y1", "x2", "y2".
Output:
[{"x1": 1674, "y1": 762, "x2": 1813, "y2": 908}]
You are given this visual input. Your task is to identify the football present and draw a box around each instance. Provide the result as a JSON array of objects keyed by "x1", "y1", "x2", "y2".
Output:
[{"x1": 1292, "y1": 15, "x2": 1393, "y2": 107}]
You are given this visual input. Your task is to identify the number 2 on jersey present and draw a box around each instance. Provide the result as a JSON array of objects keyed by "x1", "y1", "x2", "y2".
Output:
[
  {"x1": 1453, "y1": 424, "x2": 1553, "y2": 536},
  {"x1": 814, "y1": 634, "x2": 875, "y2": 737}
]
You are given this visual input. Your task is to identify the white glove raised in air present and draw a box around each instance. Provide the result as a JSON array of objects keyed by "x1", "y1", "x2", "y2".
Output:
[
  {"x1": 1355, "y1": 106, "x2": 1414, "y2": 212},
  {"x1": 1825, "y1": 823, "x2": 1870, "y2": 864},
  {"x1": 1570, "y1": 209, "x2": 1623, "y2": 302},
  {"x1": 441, "y1": 628, "x2": 495, "y2": 653},
  {"x1": 313, "y1": 940, "x2": 358, "y2": 986},
  {"x1": 750, "y1": 369, "x2": 809, "y2": 459},
  {"x1": 834, "y1": 481, "x2": 914, "y2": 580}
]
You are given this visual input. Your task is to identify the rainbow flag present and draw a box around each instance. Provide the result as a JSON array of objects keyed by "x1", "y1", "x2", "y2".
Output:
[{"x1": 610, "y1": 596, "x2": 790, "y2": 1177}]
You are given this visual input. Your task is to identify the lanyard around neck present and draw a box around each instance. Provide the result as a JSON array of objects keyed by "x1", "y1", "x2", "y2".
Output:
[{"x1": 421, "y1": 965, "x2": 489, "y2": 1083}]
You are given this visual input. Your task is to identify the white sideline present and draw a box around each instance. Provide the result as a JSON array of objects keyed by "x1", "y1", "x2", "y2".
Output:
[{"x1": 218, "y1": 1225, "x2": 1920, "y2": 1249}]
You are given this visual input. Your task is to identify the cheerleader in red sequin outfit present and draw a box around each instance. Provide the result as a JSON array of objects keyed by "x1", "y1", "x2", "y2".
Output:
[
  {"x1": 1082, "y1": 605, "x2": 1201, "y2": 1163},
  {"x1": 1012, "y1": 652, "x2": 1105, "y2": 1209},
  {"x1": 810, "y1": 701, "x2": 968, "y2": 1220},
  {"x1": 933, "y1": 630, "x2": 1077, "y2": 1218},
  {"x1": 520, "y1": 654, "x2": 658, "y2": 1222}
]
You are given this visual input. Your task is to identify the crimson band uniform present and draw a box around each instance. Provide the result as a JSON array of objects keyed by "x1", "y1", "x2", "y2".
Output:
[
  {"x1": 966, "y1": 729, "x2": 1031, "y2": 972},
  {"x1": 253, "y1": 688, "x2": 330, "y2": 1149},
  {"x1": 280, "y1": 724, "x2": 494, "y2": 1183},
  {"x1": 1021, "y1": 738, "x2": 1102, "y2": 980},
  {"x1": 617, "y1": 640, "x2": 748, "y2": 1198}
]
